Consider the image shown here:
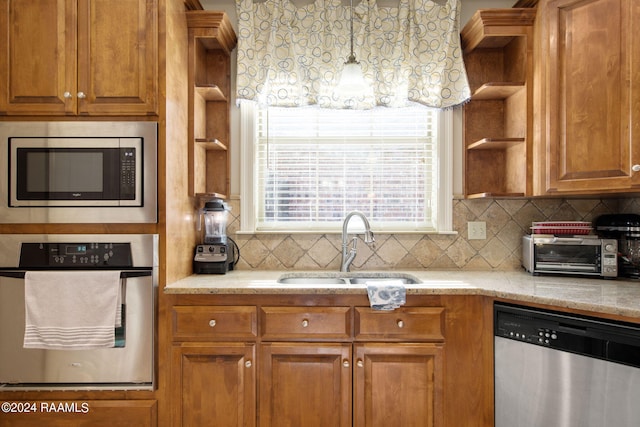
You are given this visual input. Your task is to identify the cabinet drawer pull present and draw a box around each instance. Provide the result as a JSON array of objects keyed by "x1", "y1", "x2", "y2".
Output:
[
  {"x1": 245, "y1": 360, "x2": 252, "y2": 368},
  {"x1": 342, "y1": 359, "x2": 350, "y2": 368},
  {"x1": 357, "y1": 359, "x2": 364, "y2": 368},
  {"x1": 301, "y1": 319, "x2": 309, "y2": 328},
  {"x1": 209, "y1": 319, "x2": 217, "y2": 328},
  {"x1": 397, "y1": 319, "x2": 404, "y2": 328}
]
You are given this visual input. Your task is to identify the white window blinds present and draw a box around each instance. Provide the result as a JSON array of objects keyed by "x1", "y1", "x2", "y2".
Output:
[{"x1": 251, "y1": 105, "x2": 441, "y2": 232}]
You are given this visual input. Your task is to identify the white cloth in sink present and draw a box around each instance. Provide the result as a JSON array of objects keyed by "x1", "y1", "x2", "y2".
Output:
[{"x1": 366, "y1": 280, "x2": 406, "y2": 311}]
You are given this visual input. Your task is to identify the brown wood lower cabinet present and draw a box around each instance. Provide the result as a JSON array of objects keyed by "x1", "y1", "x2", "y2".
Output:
[
  {"x1": 172, "y1": 343, "x2": 256, "y2": 427},
  {"x1": 0, "y1": 400, "x2": 157, "y2": 427},
  {"x1": 168, "y1": 295, "x2": 491, "y2": 427},
  {"x1": 354, "y1": 343, "x2": 443, "y2": 427},
  {"x1": 259, "y1": 343, "x2": 352, "y2": 427}
]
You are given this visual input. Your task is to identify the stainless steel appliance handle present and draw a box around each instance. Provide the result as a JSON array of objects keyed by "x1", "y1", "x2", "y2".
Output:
[{"x1": 0, "y1": 269, "x2": 152, "y2": 279}]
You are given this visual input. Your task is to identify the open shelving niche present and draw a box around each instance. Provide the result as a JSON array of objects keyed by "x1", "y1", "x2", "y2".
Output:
[
  {"x1": 187, "y1": 11, "x2": 237, "y2": 200},
  {"x1": 460, "y1": 8, "x2": 536, "y2": 199}
]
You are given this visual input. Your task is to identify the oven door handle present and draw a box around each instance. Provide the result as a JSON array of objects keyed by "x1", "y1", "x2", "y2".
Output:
[{"x1": 0, "y1": 269, "x2": 153, "y2": 279}]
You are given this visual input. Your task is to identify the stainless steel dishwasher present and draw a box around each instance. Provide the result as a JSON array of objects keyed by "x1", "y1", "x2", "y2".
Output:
[{"x1": 494, "y1": 302, "x2": 640, "y2": 427}]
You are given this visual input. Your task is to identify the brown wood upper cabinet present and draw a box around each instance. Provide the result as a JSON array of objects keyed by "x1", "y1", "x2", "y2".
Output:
[
  {"x1": 0, "y1": 0, "x2": 158, "y2": 116},
  {"x1": 534, "y1": 0, "x2": 640, "y2": 194},
  {"x1": 460, "y1": 9, "x2": 536, "y2": 198}
]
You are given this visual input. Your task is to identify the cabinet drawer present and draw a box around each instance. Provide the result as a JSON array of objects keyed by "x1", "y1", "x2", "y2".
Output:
[
  {"x1": 172, "y1": 306, "x2": 257, "y2": 341},
  {"x1": 261, "y1": 307, "x2": 352, "y2": 341},
  {"x1": 355, "y1": 307, "x2": 445, "y2": 341}
]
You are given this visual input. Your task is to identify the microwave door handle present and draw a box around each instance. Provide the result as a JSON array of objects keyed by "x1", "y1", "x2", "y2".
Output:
[{"x1": 553, "y1": 237, "x2": 586, "y2": 244}]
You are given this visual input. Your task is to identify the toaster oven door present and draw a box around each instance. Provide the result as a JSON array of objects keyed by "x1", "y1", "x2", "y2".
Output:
[{"x1": 534, "y1": 243, "x2": 601, "y2": 273}]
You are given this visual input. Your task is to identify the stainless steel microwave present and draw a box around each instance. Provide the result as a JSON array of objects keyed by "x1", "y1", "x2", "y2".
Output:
[
  {"x1": 522, "y1": 234, "x2": 618, "y2": 278},
  {"x1": 0, "y1": 122, "x2": 157, "y2": 223}
]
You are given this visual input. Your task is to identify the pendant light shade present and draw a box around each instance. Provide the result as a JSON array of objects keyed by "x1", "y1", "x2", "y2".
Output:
[{"x1": 336, "y1": 0, "x2": 369, "y2": 97}]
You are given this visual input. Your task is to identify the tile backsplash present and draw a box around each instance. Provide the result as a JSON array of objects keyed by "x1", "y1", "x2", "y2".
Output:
[{"x1": 225, "y1": 197, "x2": 640, "y2": 271}]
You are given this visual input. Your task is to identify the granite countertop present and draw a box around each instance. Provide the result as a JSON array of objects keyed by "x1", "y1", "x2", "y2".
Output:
[{"x1": 165, "y1": 270, "x2": 640, "y2": 319}]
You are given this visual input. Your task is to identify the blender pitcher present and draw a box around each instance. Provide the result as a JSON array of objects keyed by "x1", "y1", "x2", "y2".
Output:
[{"x1": 198, "y1": 199, "x2": 230, "y2": 244}]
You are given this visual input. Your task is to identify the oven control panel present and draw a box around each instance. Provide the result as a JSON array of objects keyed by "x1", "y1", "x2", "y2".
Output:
[{"x1": 18, "y1": 242, "x2": 133, "y2": 268}]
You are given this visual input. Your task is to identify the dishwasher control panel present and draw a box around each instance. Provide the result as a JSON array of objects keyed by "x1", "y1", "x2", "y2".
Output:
[
  {"x1": 496, "y1": 316, "x2": 558, "y2": 346},
  {"x1": 495, "y1": 302, "x2": 640, "y2": 367}
]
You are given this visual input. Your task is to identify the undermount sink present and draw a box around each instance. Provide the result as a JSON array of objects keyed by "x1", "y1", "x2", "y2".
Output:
[
  {"x1": 277, "y1": 272, "x2": 421, "y2": 285},
  {"x1": 277, "y1": 277, "x2": 349, "y2": 285}
]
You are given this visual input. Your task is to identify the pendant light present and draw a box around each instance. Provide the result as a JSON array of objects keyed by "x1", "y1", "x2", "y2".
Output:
[{"x1": 336, "y1": 0, "x2": 369, "y2": 97}]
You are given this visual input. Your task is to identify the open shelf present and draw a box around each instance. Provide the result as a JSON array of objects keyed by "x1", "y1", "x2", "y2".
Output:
[
  {"x1": 471, "y1": 82, "x2": 524, "y2": 100},
  {"x1": 461, "y1": 8, "x2": 534, "y2": 199},
  {"x1": 195, "y1": 138, "x2": 228, "y2": 150},
  {"x1": 195, "y1": 192, "x2": 228, "y2": 200},
  {"x1": 195, "y1": 84, "x2": 227, "y2": 101},
  {"x1": 187, "y1": 11, "x2": 236, "y2": 197},
  {"x1": 466, "y1": 192, "x2": 526, "y2": 199},
  {"x1": 467, "y1": 138, "x2": 525, "y2": 150}
]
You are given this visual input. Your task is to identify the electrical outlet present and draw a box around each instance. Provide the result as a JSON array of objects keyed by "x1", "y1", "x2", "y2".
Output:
[{"x1": 468, "y1": 221, "x2": 487, "y2": 240}]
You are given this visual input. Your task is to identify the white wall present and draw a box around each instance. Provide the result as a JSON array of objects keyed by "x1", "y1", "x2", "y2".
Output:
[{"x1": 199, "y1": 0, "x2": 516, "y2": 197}]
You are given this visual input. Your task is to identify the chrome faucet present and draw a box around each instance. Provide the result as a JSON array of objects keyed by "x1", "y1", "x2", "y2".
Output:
[{"x1": 340, "y1": 211, "x2": 375, "y2": 272}]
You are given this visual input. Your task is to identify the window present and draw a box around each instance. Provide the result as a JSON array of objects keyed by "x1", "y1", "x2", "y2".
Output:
[{"x1": 240, "y1": 101, "x2": 453, "y2": 233}]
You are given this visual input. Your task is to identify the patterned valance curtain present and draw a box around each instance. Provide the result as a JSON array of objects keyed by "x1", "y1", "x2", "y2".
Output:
[{"x1": 235, "y1": 0, "x2": 470, "y2": 109}]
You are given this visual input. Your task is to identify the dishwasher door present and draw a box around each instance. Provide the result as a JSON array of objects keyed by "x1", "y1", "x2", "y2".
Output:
[
  {"x1": 495, "y1": 336, "x2": 640, "y2": 427},
  {"x1": 494, "y1": 302, "x2": 640, "y2": 427}
]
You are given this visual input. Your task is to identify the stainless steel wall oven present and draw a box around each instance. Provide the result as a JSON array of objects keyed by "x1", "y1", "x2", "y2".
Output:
[{"x1": 0, "y1": 234, "x2": 157, "y2": 391}]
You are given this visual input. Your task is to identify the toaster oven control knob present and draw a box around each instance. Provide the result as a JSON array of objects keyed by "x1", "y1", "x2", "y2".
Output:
[
  {"x1": 633, "y1": 164, "x2": 640, "y2": 172},
  {"x1": 605, "y1": 243, "x2": 616, "y2": 252}
]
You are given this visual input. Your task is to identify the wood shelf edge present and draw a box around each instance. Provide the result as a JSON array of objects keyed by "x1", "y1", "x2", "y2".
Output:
[
  {"x1": 195, "y1": 192, "x2": 228, "y2": 200},
  {"x1": 467, "y1": 138, "x2": 525, "y2": 150},
  {"x1": 471, "y1": 82, "x2": 525, "y2": 100},
  {"x1": 195, "y1": 84, "x2": 227, "y2": 101},
  {"x1": 466, "y1": 192, "x2": 525, "y2": 199},
  {"x1": 195, "y1": 138, "x2": 228, "y2": 150}
]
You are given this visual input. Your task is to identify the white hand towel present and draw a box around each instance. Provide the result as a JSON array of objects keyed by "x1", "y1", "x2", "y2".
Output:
[
  {"x1": 24, "y1": 270, "x2": 122, "y2": 350},
  {"x1": 366, "y1": 280, "x2": 406, "y2": 311}
]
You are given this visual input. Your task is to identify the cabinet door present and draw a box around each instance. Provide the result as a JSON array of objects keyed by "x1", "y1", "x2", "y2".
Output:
[
  {"x1": 543, "y1": 0, "x2": 640, "y2": 193},
  {"x1": 259, "y1": 343, "x2": 352, "y2": 427},
  {"x1": 77, "y1": 0, "x2": 157, "y2": 115},
  {"x1": 0, "y1": 0, "x2": 77, "y2": 115},
  {"x1": 353, "y1": 343, "x2": 444, "y2": 427},
  {"x1": 172, "y1": 343, "x2": 256, "y2": 427}
]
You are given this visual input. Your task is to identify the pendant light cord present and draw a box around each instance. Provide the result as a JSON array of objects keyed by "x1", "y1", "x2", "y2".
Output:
[{"x1": 347, "y1": 0, "x2": 357, "y2": 64}]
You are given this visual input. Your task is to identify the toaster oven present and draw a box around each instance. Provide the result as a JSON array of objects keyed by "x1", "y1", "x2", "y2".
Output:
[{"x1": 522, "y1": 235, "x2": 618, "y2": 278}]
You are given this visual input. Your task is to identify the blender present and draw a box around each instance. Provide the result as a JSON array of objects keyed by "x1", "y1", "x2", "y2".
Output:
[{"x1": 193, "y1": 199, "x2": 237, "y2": 274}]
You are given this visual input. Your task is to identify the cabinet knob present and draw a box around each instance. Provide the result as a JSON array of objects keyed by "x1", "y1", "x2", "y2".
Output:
[
  {"x1": 342, "y1": 359, "x2": 350, "y2": 368},
  {"x1": 209, "y1": 319, "x2": 216, "y2": 328},
  {"x1": 632, "y1": 164, "x2": 640, "y2": 172},
  {"x1": 301, "y1": 319, "x2": 309, "y2": 328},
  {"x1": 397, "y1": 319, "x2": 404, "y2": 328},
  {"x1": 357, "y1": 359, "x2": 364, "y2": 368},
  {"x1": 245, "y1": 360, "x2": 252, "y2": 368},
  {"x1": 77, "y1": 91, "x2": 86, "y2": 99},
  {"x1": 63, "y1": 91, "x2": 72, "y2": 99}
]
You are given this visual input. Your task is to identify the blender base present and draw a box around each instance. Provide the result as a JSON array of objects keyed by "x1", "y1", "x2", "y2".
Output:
[{"x1": 193, "y1": 260, "x2": 230, "y2": 274}]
